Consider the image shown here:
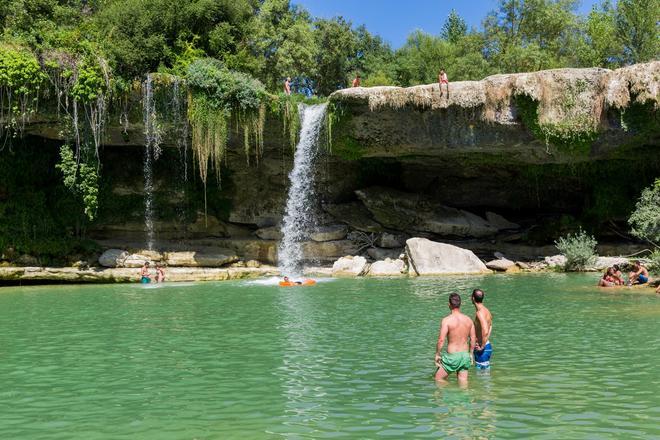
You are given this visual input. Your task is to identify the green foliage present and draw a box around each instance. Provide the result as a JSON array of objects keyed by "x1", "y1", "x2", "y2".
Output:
[
  {"x1": 441, "y1": 9, "x2": 468, "y2": 43},
  {"x1": 71, "y1": 63, "x2": 107, "y2": 103},
  {"x1": 0, "y1": 46, "x2": 46, "y2": 133},
  {"x1": 555, "y1": 229, "x2": 598, "y2": 271},
  {"x1": 55, "y1": 145, "x2": 99, "y2": 220},
  {"x1": 616, "y1": 0, "x2": 660, "y2": 64},
  {"x1": 576, "y1": 1, "x2": 623, "y2": 68},
  {"x1": 646, "y1": 249, "x2": 660, "y2": 272},
  {"x1": 515, "y1": 94, "x2": 598, "y2": 154},
  {"x1": 628, "y1": 179, "x2": 660, "y2": 246}
]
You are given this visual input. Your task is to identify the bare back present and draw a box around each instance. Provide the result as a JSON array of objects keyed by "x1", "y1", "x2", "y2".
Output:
[
  {"x1": 442, "y1": 312, "x2": 475, "y2": 353},
  {"x1": 474, "y1": 305, "x2": 492, "y2": 346}
]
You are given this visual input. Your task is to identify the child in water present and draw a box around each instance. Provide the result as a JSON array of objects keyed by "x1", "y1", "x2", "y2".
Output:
[{"x1": 155, "y1": 264, "x2": 165, "y2": 283}]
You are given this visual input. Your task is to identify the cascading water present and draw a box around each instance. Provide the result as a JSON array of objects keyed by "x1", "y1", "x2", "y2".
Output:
[
  {"x1": 142, "y1": 74, "x2": 161, "y2": 251},
  {"x1": 278, "y1": 103, "x2": 328, "y2": 276}
]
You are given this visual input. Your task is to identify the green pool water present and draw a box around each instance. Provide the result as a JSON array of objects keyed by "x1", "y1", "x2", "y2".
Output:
[{"x1": 0, "y1": 274, "x2": 658, "y2": 439}]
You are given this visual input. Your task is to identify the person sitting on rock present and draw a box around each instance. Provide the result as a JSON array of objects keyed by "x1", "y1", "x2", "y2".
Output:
[{"x1": 628, "y1": 261, "x2": 650, "y2": 285}]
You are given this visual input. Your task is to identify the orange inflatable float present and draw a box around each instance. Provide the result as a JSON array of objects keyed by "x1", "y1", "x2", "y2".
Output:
[{"x1": 279, "y1": 279, "x2": 317, "y2": 287}]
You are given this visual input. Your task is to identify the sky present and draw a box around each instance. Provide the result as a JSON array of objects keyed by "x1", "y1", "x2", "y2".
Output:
[{"x1": 292, "y1": 0, "x2": 607, "y2": 48}]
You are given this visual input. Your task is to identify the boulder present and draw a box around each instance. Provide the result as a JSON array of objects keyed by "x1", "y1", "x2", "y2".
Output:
[
  {"x1": 367, "y1": 247, "x2": 402, "y2": 261},
  {"x1": 310, "y1": 225, "x2": 348, "y2": 242},
  {"x1": 164, "y1": 250, "x2": 240, "y2": 267},
  {"x1": 544, "y1": 255, "x2": 567, "y2": 268},
  {"x1": 486, "y1": 258, "x2": 516, "y2": 271},
  {"x1": 356, "y1": 187, "x2": 497, "y2": 238},
  {"x1": 255, "y1": 226, "x2": 282, "y2": 241},
  {"x1": 98, "y1": 249, "x2": 129, "y2": 268},
  {"x1": 485, "y1": 212, "x2": 520, "y2": 230},
  {"x1": 367, "y1": 258, "x2": 406, "y2": 277},
  {"x1": 332, "y1": 256, "x2": 370, "y2": 277},
  {"x1": 405, "y1": 238, "x2": 490, "y2": 275},
  {"x1": 377, "y1": 232, "x2": 406, "y2": 248},
  {"x1": 515, "y1": 261, "x2": 532, "y2": 270}
]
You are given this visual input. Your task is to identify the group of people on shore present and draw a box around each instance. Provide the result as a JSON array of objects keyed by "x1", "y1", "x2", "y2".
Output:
[
  {"x1": 598, "y1": 261, "x2": 651, "y2": 288},
  {"x1": 434, "y1": 289, "x2": 492, "y2": 384},
  {"x1": 139, "y1": 262, "x2": 165, "y2": 284}
]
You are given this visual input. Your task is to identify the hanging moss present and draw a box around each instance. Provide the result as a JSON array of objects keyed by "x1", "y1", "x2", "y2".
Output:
[
  {"x1": 187, "y1": 91, "x2": 228, "y2": 186},
  {"x1": 514, "y1": 94, "x2": 598, "y2": 155}
]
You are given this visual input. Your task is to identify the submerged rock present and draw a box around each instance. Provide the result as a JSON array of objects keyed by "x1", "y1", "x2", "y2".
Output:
[
  {"x1": 367, "y1": 258, "x2": 406, "y2": 277},
  {"x1": 406, "y1": 238, "x2": 490, "y2": 275},
  {"x1": 332, "y1": 256, "x2": 370, "y2": 277}
]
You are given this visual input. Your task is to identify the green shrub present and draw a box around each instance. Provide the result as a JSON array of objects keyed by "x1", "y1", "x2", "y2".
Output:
[
  {"x1": 646, "y1": 250, "x2": 660, "y2": 273},
  {"x1": 628, "y1": 179, "x2": 660, "y2": 245},
  {"x1": 555, "y1": 229, "x2": 598, "y2": 271}
]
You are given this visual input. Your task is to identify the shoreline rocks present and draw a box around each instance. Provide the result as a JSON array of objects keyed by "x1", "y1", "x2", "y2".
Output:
[{"x1": 406, "y1": 238, "x2": 490, "y2": 276}]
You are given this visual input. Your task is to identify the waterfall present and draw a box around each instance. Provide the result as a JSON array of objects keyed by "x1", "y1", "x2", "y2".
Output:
[
  {"x1": 278, "y1": 103, "x2": 328, "y2": 276},
  {"x1": 142, "y1": 74, "x2": 160, "y2": 251}
]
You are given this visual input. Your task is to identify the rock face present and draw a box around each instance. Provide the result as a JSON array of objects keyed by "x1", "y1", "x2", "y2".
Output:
[
  {"x1": 356, "y1": 187, "x2": 498, "y2": 238},
  {"x1": 310, "y1": 225, "x2": 348, "y2": 242},
  {"x1": 406, "y1": 238, "x2": 490, "y2": 275},
  {"x1": 367, "y1": 258, "x2": 406, "y2": 277},
  {"x1": 485, "y1": 212, "x2": 520, "y2": 230},
  {"x1": 164, "y1": 250, "x2": 240, "y2": 267},
  {"x1": 367, "y1": 247, "x2": 402, "y2": 261},
  {"x1": 332, "y1": 256, "x2": 370, "y2": 277},
  {"x1": 377, "y1": 233, "x2": 406, "y2": 249},
  {"x1": 255, "y1": 226, "x2": 282, "y2": 240}
]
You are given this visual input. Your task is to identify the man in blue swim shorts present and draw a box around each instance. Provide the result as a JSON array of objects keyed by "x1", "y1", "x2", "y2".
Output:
[
  {"x1": 472, "y1": 289, "x2": 493, "y2": 369},
  {"x1": 628, "y1": 261, "x2": 650, "y2": 285}
]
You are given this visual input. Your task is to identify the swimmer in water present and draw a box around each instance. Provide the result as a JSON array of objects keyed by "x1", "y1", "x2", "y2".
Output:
[
  {"x1": 434, "y1": 293, "x2": 476, "y2": 384},
  {"x1": 472, "y1": 289, "x2": 493, "y2": 370}
]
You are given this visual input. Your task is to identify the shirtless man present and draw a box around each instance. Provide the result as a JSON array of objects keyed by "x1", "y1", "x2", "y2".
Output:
[
  {"x1": 434, "y1": 293, "x2": 476, "y2": 383},
  {"x1": 140, "y1": 262, "x2": 151, "y2": 284},
  {"x1": 472, "y1": 289, "x2": 493, "y2": 370},
  {"x1": 284, "y1": 77, "x2": 291, "y2": 95},
  {"x1": 628, "y1": 260, "x2": 650, "y2": 285},
  {"x1": 352, "y1": 74, "x2": 361, "y2": 87}
]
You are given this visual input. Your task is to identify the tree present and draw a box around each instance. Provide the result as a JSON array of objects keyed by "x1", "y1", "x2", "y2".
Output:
[
  {"x1": 629, "y1": 179, "x2": 660, "y2": 246},
  {"x1": 576, "y1": 1, "x2": 623, "y2": 68},
  {"x1": 441, "y1": 9, "x2": 467, "y2": 43},
  {"x1": 616, "y1": 0, "x2": 660, "y2": 64},
  {"x1": 313, "y1": 17, "x2": 356, "y2": 95}
]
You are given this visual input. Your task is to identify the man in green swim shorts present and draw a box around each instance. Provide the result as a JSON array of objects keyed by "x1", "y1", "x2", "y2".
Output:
[{"x1": 434, "y1": 293, "x2": 476, "y2": 384}]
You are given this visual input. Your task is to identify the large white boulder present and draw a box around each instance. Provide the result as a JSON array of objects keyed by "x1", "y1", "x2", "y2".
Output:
[
  {"x1": 98, "y1": 249, "x2": 129, "y2": 268},
  {"x1": 332, "y1": 256, "x2": 370, "y2": 277},
  {"x1": 164, "y1": 250, "x2": 240, "y2": 267},
  {"x1": 367, "y1": 258, "x2": 406, "y2": 277},
  {"x1": 405, "y1": 238, "x2": 490, "y2": 275}
]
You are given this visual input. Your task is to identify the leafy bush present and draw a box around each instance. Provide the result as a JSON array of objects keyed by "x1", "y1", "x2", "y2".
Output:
[
  {"x1": 555, "y1": 229, "x2": 598, "y2": 271},
  {"x1": 629, "y1": 179, "x2": 660, "y2": 245},
  {"x1": 646, "y1": 250, "x2": 660, "y2": 273}
]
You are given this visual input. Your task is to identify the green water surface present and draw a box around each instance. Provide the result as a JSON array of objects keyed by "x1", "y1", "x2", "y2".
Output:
[{"x1": 0, "y1": 274, "x2": 658, "y2": 439}]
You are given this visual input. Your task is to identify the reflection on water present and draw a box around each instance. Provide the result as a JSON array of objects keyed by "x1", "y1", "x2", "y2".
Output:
[{"x1": 0, "y1": 274, "x2": 658, "y2": 439}]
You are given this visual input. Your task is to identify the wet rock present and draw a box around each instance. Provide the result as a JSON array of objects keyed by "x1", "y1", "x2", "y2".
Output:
[
  {"x1": 332, "y1": 256, "x2": 370, "y2": 277},
  {"x1": 367, "y1": 258, "x2": 406, "y2": 277},
  {"x1": 406, "y1": 238, "x2": 490, "y2": 275},
  {"x1": 310, "y1": 225, "x2": 348, "y2": 242}
]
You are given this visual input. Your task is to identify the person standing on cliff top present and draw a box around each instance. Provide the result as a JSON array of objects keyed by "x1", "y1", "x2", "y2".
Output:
[
  {"x1": 434, "y1": 293, "x2": 476, "y2": 384},
  {"x1": 352, "y1": 74, "x2": 361, "y2": 87},
  {"x1": 284, "y1": 77, "x2": 291, "y2": 95},
  {"x1": 438, "y1": 69, "x2": 449, "y2": 98}
]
